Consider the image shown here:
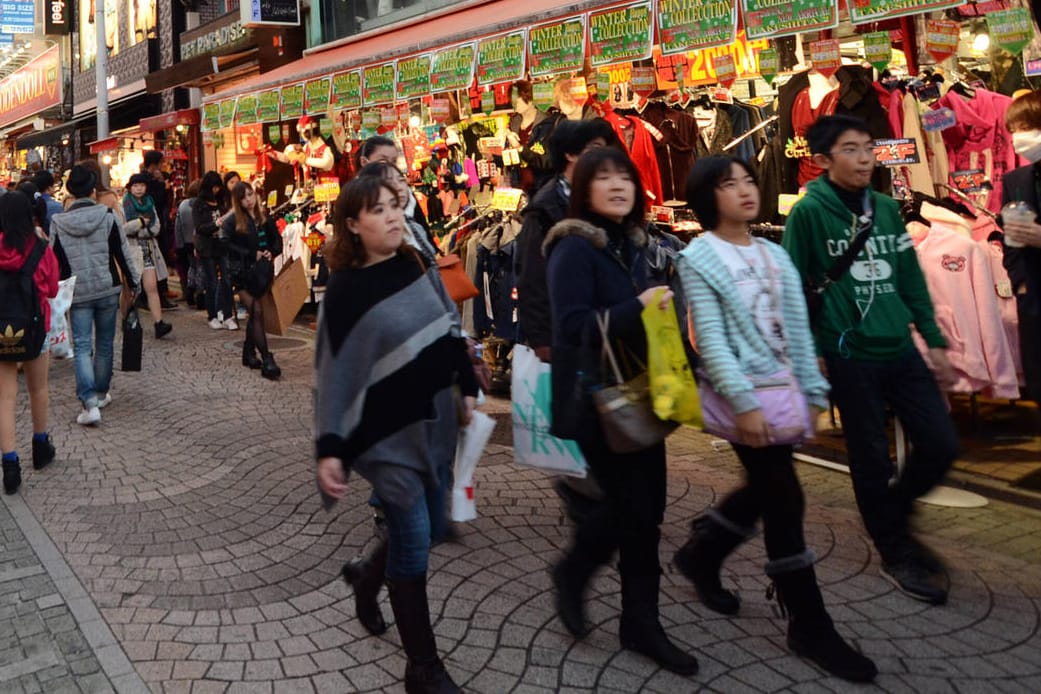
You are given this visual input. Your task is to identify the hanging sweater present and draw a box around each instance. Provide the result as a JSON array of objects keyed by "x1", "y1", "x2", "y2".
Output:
[
  {"x1": 313, "y1": 253, "x2": 478, "y2": 509},
  {"x1": 604, "y1": 111, "x2": 664, "y2": 207}
]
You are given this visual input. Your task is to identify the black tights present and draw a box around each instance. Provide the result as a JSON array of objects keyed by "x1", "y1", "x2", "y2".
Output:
[{"x1": 239, "y1": 291, "x2": 269, "y2": 357}]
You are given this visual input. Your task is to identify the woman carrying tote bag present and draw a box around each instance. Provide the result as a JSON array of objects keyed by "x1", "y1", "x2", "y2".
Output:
[{"x1": 674, "y1": 156, "x2": 876, "y2": 682}]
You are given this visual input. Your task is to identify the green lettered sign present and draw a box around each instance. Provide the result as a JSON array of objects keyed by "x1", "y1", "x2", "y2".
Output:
[
  {"x1": 740, "y1": 0, "x2": 837, "y2": 40},
  {"x1": 589, "y1": 2, "x2": 653, "y2": 68},
  {"x1": 431, "y1": 43, "x2": 476, "y2": 92},
  {"x1": 477, "y1": 31, "x2": 526, "y2": 86},
  {"x1": 481, "y1": 90, "x2": 495, "y2": 115},
  {"x1": 364, "y1": 63, "x2": 396, "y2": 106},
  {"x1": 202, "y1": 103, "x2": 220, "y2": 131},
  {"x1": 529, "y1": 18, "x2": 586, "y2": 77},
  {"x1": 396, "y1": 54, "x2": 432, "y2": 99},
  {"x1": 330, "y1": 70, "x2": 362, "y2": 110},
  {"x1": 863, "y1": 31, "x2": 892, "y2": 72},
  {"x1": 361, "y1": 110, "x2": 380, "y2": 131},
  {"x1": 657, "y1": 0, "x2": 736, "y2": 55},
  {"x1": 219, "y1": 99, "x2": 237, "y2": 129},
  {"x1": 268, "y1": 124, "x2": 282, "y2": 146},
  {"x1": 758, "y1": 47, "x2": 778, "y2": 85},
  {"x1": 257, "y1": 90, "x2": 281, "y2": 123},
  {"x1": 305, "y1": 76, "x2": 331, "y2": 114},
  {"x1": 281, "y1": 84, "x2": 304, "y2": 120},
  {"x1": 237, "y1": 94, "x2": 259, "y2": 125},
  {"x1": 989, "y1": 8, "x2": 1034, "y2": 56},
  {"x1": 849, "y1": 0, "x2": 964, "y2": 25}
]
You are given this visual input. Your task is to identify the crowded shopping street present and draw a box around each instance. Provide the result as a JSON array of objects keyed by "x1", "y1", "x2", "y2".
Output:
[{"x1": 2, "y1": 310, "x2": 1041, "y2": 693}]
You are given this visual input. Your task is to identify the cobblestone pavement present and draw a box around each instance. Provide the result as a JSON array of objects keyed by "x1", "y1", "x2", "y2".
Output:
[{"x1": 5, "y1": 307, "x2": 1041, "y2": 693}]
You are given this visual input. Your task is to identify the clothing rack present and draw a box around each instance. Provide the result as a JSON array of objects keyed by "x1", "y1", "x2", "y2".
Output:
[
  {"x1": 935, "y1": 182, "x2": 997, "y2": 220},
  {"x1": 722, "y1": 115, "x2": 779, "y2": 152}
]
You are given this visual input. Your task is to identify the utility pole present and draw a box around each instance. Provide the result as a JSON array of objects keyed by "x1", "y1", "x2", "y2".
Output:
[{"x1": 95, "y1": 0, "x2": 109, "y2": 184}]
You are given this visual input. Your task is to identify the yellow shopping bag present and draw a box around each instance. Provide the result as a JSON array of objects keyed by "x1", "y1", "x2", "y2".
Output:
[{"x1": 641, "y1": 289, "x2": 702, "y2": 426}]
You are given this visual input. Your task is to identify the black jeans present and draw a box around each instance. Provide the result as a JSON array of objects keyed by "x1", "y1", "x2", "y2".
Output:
[
  {"x1": 716, "y1": 444, "x2": 806, "y2": 560},
  {"x1": 825, "y1": 349, "x2": 959, "y2": 563},
  {"x1": 200, "y1": 256, "x2": 234, "y2": 321}
]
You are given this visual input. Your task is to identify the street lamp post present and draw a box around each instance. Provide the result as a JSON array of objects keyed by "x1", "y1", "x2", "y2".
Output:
[{"x1": 95, "y1": 0, "x2": 109, "y2": 184}]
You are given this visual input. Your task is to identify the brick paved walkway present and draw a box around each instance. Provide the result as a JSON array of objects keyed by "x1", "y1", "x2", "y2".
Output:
[{"x1": 5, "y1": 306, "x2": 1041, "y2": 692}]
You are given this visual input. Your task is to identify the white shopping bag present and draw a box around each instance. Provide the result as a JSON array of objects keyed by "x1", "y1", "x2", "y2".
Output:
[
  {"x1": 451, "y1": 410, "x2": 495, "y2": 522},
  {"x1": 46, "y1": 277, "x2": 76, "y2": 359},
  {"x1": 511, "y1": 345, "x2": 588, "y2": 478}
]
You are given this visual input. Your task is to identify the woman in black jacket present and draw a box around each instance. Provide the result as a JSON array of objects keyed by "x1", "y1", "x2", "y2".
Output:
[
  {"x1": 223, "y1": 181, "x2": 283, "y2": 379},
  {"x1": 191, "y1": 171, "x2": 236, "y2": 329},
  {"x1": 545, "y1": 147, "x2": 697, "y2": 675}
]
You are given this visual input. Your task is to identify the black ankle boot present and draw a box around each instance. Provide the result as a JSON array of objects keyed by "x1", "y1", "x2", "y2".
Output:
[
  {"x1": 673, "y1": 514, "x2": 750, "y2": 615},
  {"x1": 260, "y1": 353, "x2": 281, "y2": 380},
  {"x1": 342, "y1": 541, "x2": 388, "y2": 635},
  {"x1": 242, "y1": 341, "x2": 262, "y2": 369},
  {"x1": 619, "y1": 570, "x2": 699, "y2": 676},
  {"x1": 155, "y1": 320, "x2": 172, "y2": 339},
  {"x1": 386, "y1": 575, "x2": 460, "y2": 694},
  {"x1": 551, "y1": 557, "x2": 592, "y2": 638},
  {"x1": 768, "y1": 561, "x2": 877, "y2": 682},
  {"x1": 2, "y1": 458, "x2": 21, "y2": 495},
  {"x1": 31, "y1": 436, "x2": 55, "y2": 470}
]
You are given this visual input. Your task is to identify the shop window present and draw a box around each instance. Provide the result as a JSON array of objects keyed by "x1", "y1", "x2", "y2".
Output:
[{"x1": 319, "y1": 0, "x2": 469, "y2": 44}]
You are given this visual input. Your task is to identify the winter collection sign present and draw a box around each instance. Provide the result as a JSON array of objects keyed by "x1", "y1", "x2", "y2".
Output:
[
  {"x1": 925, "y1": 19, "x2": 960, "y2": 62},
  {"x1": 363, "y1": 63, "x2": 396, "y2": 106},
  {"x1": 396, "y1": 54, "x2": 432, "y2": 99},
  {"x1": 304, "y1": 77, "x2": 331, "y2": 114},
  {"x1": 236, "y1": 94, "x2": 258, "y2": 125},
  {"x1": 848, "y1": 0, "x2": 965, "y2": 25},
  {"x1": 431, "y1": 43, "x2": 476, "y2": 92},
  {"x1": 477, "y1": 31, "x2": 526, "y2": 86},
  {"x1": 330, "y1": 71, "x2": 362, "y2": 110},
  {"x1": 862, "y1": 31, "x2": 892, "y2": 72},
  {"x1": 257, "y1": 90, "x2": 280, "y2": 122},
  {"x1": 657, "y1": 0, "x2": 736, "y2": 54},
  {"x1": 740, "y1": 0, "x2": 837, "y2": 40},
  {"x1": 219, "y1": 99, "x2": 237, "y2": 129},
  {"x1": 280, "y1": 83, "x2": 304, "y2": 120},
  {"x1": 988, "y1": 8, "x2": 1034, "y2": 56},
  {"x1": 202, "y1": 103, "x2": 220, "y2": 131},
  {"x1": 588, "y1": 2, "x2": 654, "y2": 68},
  {"x1": 529, "y1": 17, "x2": 586, "y2": 77}
]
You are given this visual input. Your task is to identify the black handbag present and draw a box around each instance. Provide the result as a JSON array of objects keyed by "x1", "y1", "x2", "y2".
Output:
[
  {"x1": 121, "y1": 306, "x2": 142, "y2": 372},
  {"x1": 245, "y1": 257, "x2": 274, "y2": 296}
]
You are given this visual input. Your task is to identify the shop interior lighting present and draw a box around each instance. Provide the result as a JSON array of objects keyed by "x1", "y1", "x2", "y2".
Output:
[
  {"x1": 973, "y1": 32, "x2": 990, "y2": 53},
  {"x1": 102, "y1": 155, "x2": 112, "y2": 165}
]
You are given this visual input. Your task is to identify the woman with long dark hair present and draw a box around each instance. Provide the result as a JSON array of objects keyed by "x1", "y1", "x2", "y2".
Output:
[
  {"x1": 191, "y1": 171, "x2": 236, "y2": 330},
  {"x1": 123, "y1": 173, "x2": 172, "y2": 338},
  {"x1": 223, "y1": 181, "x2": 282, "y2": 379},
  {"x1": 544, "y1": 147, "x2": 698, "y2": 675},
  {"x1": 674, "y1": 156, "x2": 876, "y2": 682}
]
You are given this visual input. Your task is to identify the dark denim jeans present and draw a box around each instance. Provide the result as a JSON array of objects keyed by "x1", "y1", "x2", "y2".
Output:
[
  {"x1": 377, "y1": 467, "x2": 450, "y2": 580},
  {"x1": 825, "y1": 348, "x2": 960, "y2": 563},
  {"x1": 70, "y1": 293, "x2": 120, "y2": 407},
  {"x1": 200, "y1": 256, "x2": 234, "y2": 321}
]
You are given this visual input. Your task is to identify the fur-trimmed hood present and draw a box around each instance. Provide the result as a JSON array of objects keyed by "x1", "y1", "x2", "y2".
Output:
[{"x1": 542, "y1": 218, "x2": 647, "y2": 257}]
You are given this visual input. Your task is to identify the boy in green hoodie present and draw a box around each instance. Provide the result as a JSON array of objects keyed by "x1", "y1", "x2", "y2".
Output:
[{"x1": 782, "y1": 115, "x2": 959, "y2": 606}]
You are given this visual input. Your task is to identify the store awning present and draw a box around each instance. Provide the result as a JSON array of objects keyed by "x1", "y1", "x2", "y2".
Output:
[
  {"x1": 140, "y1": 109, "x2": 200, "y2": 132},
  {"x1": 209, "y1": 0, "x2": 570, "y2": 102},
  {"x1": 16, "y1": 117, "x2": 91, "y2": 150},
  {"x1": 145, "y1": 49, "x2": 259, "y2": 94}
]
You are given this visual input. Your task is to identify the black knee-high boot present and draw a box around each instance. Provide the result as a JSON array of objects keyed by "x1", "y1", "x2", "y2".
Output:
[
  {"x1": 551, "y1": 506, "x2": 618, "y2": 638},
  {"x1": 673, "y1": 511, "x2": 755, "y2": 615},
  {"x1": 766, "y1": 552, "x2": 877, "y2": 682},
  {"x1": 619, "y1": 565, "x2": 700, "y2": 676},
  {"x1": 342, "y1": 540, "x2": 388, "y2": 635},
  {"x1": 386, "y1": 575, "x2": 459, "y2": 694}
]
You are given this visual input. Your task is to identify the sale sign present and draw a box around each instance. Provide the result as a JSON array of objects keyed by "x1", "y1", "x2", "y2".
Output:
[
  {"x1": 712, "y1": 53, "x2": 736, "y2": 88},
  {"x1": 863, "y1": 31, "x2": 892, "y2": 72},
  {"x1": 809, "y1": 39, "x2": 841, "y2": 78},
  {"x1": 925, "y1": 19, "x2": 960, "y2": 62}
]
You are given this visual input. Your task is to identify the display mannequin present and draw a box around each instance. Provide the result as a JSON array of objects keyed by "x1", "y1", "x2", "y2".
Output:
[
  {"x1": 508, "y1": 80, "x2": 547, "y2": 191},
  {"x1": 807, "y1": 71, "x2": 840, "y2": 109},
  {"x1": 555, "y1": 78, "x2": 586, "y2": 120},
  {"x1": 267, "y1": 115, "x2": 336, "y2": 188}
]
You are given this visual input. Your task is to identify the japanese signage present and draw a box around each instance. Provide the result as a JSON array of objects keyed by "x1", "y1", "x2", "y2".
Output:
[
  {"x1": 874, "y1": 138, "x2": 920, "y2": 166},
  {"x1": 863, "y1": 31, "x2": 892, "y2": 72},
  {"x1": 202, "y1": 103, "x2": 220, "y2": 131},
  {"x1": 657, "y1": 0, "x2": 736, "y2": 54},
  {"x1": 988, "y1": 8, "x2": 1034, "y2": 56},
  {"x1": 758, "y1": 47, "x2": 778, "y2": 85},
  {"x1": 431, "y1": 43, "x2": 476, "y2": 92},
  {"x1": 809, "y1": 39, "x2": 841, "y2": 78},
  {"x1": 477, "y1": 31, "x2": 526, "y2": 86},
  {"x1": 529, "y1": 17, "x2": 586, "y2": 77},
  {"x1": 533, "y1": 81, "x2": 555, "y2": 109},
  {"x1": 280, "y1": 83, "x2": 304, "y2": 120},
  {"x1": 921, "y1": 107, "x2": 956, "y2": 132},
  {"x1": 257, "y1": 89, "x2": 280, "y2": 122},
  {"x1": 596, "y1": 72, "x2": 611, "y2": 100},
  {"x1": 45, "y1": 0, "x2": 72, "y2": 34},
  {"x1": 740, "y1": 0, "x2": 837, "y2": 40},
  {"x1": 241, "y1": 0, "x2": 300, "y2": 27},
  {"x1": 330, "y1": 70, "x2": 361, "y2": 110},
  {"x1": 396, "y1": 54, "x2": 432, "y2": 100},
  {"x1": 219, "y1": 99, "x2": 237, "y2": 130},
  {"x1": 925, "y1": 19, "x2": 959, "y2": 62},
  {"x1": 849, "y1": 0, "x2": 965, "y2": 25},
  {"x1": 712, "y1": 54, "x2": 736, "y2": 88},
  {"x1": 380, "y1": 107, "x2": 397, "y2": 128},
  {"x1": 655, "y1": 32, "x2": 769, "y2": 88},
  {"x1": 588, "y1": 2, "x2": 653, "y2": 68},
  {"x1": 361, "y1": 110, "x2": 380, "y2": 131},
  {"x1": 481, "y1": 90, "x2": 495, "y2": 115},
  {"x1": 237, "y1": 94, "x2": 259, "y2": 126},
  {"x1": 431, "y1": 98, "x2": 450, "y2": 122},
  {"x1": 304, "y1": 77, "x2": 331, "y2": 114},
  {"x1": 363, "y1": 63, "x2": 395, "y2": 106},
  {"x1": 632, "y1": 66, "x2": 657, "y2": 96},
  {"x1": 0, "y1": 46, "x2": 60, "y2": 129},
  {"x1": 0, "y1": 0, "x2": 35, "y2": 34},
  {"x1": 953, "y1": 169, "x2": 986, "y2": 193}
]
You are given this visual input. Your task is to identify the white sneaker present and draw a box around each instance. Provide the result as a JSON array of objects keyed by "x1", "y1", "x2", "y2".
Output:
[
  {"x1": 97, "y1": 392, "x2": 112, "y2": 409},
  {"x1": 208, "y1": 317, "x2": 223, "y2": 330},
  {"x1": 77, "y1": 407, "x2": 101, "y2": 426},
  {"x1": 223, "y1": 318, "x2": 239, "y2": 330}
]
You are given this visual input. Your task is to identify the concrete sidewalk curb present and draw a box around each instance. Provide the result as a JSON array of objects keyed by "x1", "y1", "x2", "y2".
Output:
[{"x1": 1, "y1": 493, "x2": 150, "y2": 694}]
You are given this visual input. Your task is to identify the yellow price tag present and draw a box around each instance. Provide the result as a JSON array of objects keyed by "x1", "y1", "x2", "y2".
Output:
[
  {"x1": 777, "y1": 193, "x2": 804, "y2": 216},
  {"x1": 314, "y1": 181, "x2": 340, "y2": 203},
  {"x1": 267, "y1": 190, "x2": 278, "y2": 209},
  {"x1": 490, "y1": 187, "x2": 523, "y2": 212}
]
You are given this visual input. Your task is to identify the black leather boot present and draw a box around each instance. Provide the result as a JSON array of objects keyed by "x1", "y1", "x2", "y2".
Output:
[
  {"x1": 386, "y1": 575, "x2": 460, "y2": 694},
  {"x1": 260, "y1": 353, "x2": 281, "y2": 380},
  {"x1": 341, "y1": 541, "x2": 388, "y2": 635},
  {"x1": 2, "y1": 458, "x2": 21, "y2": 495},
  {"x1": 673, "y1": 513, "x2": 752, "y2": 615},
  {"x1": 551, "y1": 510, "x2": 618, "y2": 638},
  {"x1": 242, "y1": 339, "x2": 261, "y2": 369},
  {"x1": 619, "y1": 568, "x2": 699, "y2": 676},
  {"x1": 31, "y1": 435, "x2": 55, "y2": 470},
  {"x1": 767, "y1": 559, "x2": 877, "y2": 682}
]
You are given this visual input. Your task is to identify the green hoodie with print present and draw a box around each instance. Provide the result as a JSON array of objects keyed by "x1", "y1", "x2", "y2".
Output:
[{"x1": 782, "y1": 177, "x2": 947, "y2": 361}]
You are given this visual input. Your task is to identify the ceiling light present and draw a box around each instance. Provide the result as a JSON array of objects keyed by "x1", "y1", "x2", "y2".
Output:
[{"x1": 973, "y1": 33, "x2": 990, "y2": 53}]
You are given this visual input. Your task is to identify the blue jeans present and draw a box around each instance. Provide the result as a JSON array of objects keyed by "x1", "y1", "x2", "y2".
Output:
[
  {"x1": 70, "y1": 293, "x2": 120, "y2": 408},
  {"x1": 378, "y1": 469, "x2": 449, "y2": 579},
  {"x1": 369, "y1": 463, "x2": 451, "y2": 544},
  {"x1": 825, "y1": 348, "x2": 960, "y2": 563},
  {"x1": 200, "y1": 256, "x2": 234, "y2": 321}
]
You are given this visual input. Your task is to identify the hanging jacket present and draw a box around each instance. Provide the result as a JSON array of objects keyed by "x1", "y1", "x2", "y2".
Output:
[
  {"x1": 604, "y1": 111, "x2": 664, "y2": 207},
  {"x1": 640, "y1": 102, "x2": 698, "y2": 203},
  {"x1": 693, "y1": 107, "x2": 735, "y2": 161}
]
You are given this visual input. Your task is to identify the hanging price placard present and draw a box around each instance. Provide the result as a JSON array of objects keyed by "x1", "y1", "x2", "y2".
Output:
[
  {"x1": 491, "y1": 187, "x2": 524, "y2": 211},
  {"x1": 862, "y1": 32, "x2": 892, "y2": 72},
  {"x1": 481, "y1": 90, "x2": 495, "y2": 115},
  {"x1": 314, "y1": 180, "x2": 340, "y2": 203},
  {"x1": 431, "y1": 98, "x2": 450, "y2": 123},
  {"x1": 267, "y1": 124, "x2": 282, "y2": 146},
  {"x1": 596, "y1": 72, "x2": 612, "y2": 101},
  {"x1": 810, "y1": 39, "x2": 841, "y2": 78},
  {"x1": 712, "y1": 54, "x2": 736, "y2": 88},
  {"x1": 925, "y1": 19, "x2": 959, "y2": 62},
  {"x1": 533, "y1": 82, "x2": 555, "y2": 109},
  {"x1": 568, "y1": 77, "x2": 588, "y2": 103},
  {"x1": 758, "y1": 47, "x2": 778, "y2": 85},
  {"x1": 361, "y1": 110, "x2": 380, "y2": 131},
  {"x1": 631, "y1": 66, "x2": 657, "y2": 96},
  {"x1": 988, "y1": 8, "x2": 1034, "y2": 56},
  {"x1": 380, "y1": 107, "x2": 398, "y2": 127}
]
